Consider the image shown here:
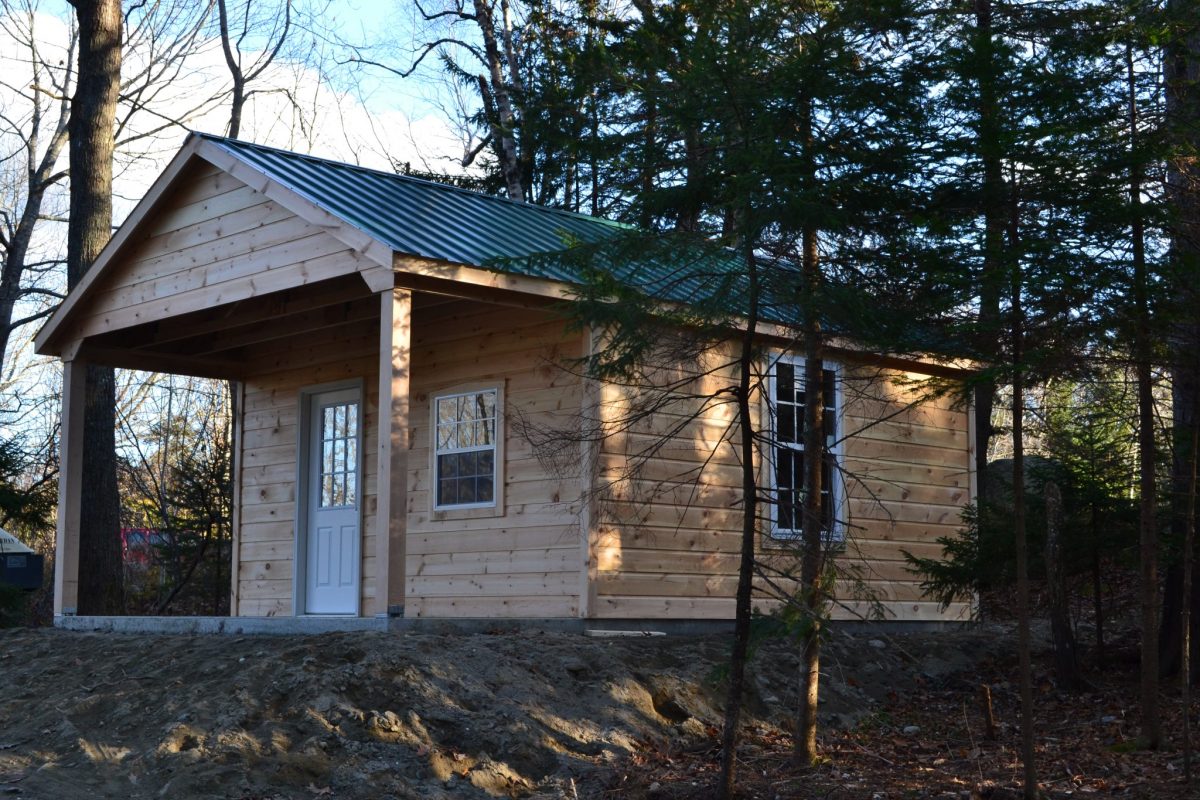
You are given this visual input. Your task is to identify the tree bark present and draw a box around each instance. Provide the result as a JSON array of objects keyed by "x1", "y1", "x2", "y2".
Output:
[
  {"x1": 67, "y1": 0, "x2": 123, "y2": 616},
  {"x1": 1183, "y1": 422, "x2": 1197, "y2": 784},
  {"x1": 473, "y1": 0, "x2": 524, "y2": 201},
  {"x1": 794, "y1": 91, "x2": 826, "y2": 767},
  {"x1": 716, "y1": 240, "x2": 761, "y2": 800},
  {"x1": 1092, "y1": 508, "x2": 1109, "y2": 669},
  {"x1": 1044, "y1": 481, "x2": 1082, "y2": 690},
  {"x1": 1161, "y1": 0, "x2": 1200, "y2": 687},
  {"x1": 1009, "y1": 188, "x2": 1038, "y2": 800},
  {"x1": 1128, "y1": 38, "x2": 1161, "y2": 749},
  {"x1": 972, "y1": 0, "x2": 1005, "y2": 502}
]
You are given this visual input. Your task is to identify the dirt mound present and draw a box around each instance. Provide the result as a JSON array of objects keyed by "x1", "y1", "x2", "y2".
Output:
[{"x1": 0, "y1": 624, "x2": 1005, "y2": 798}]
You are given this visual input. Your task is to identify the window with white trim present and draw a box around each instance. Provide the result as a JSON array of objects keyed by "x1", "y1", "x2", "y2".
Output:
[
  {"x1": 433, "y1": 388, "x2": 499, "y2": 509},
  {"x1": 769, "y1": 359, "x2": 840, "y2": 540}
]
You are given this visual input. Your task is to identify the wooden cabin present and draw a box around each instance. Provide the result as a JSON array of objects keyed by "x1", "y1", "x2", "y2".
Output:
[{"x1": 35, "y1": 134, "x2": 975, "y2": 626}]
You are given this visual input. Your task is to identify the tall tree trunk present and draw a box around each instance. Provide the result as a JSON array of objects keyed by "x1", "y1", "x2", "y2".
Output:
[
  {"x1": 1128, "y1": 39, "x2": 1161, "y2": 749},
  {"x1": 67, "y1": 0, "x2": 123, "y2": 616},
  {"x1": 1009, "y1": 190, "x2": 1038, "y2": 800},
  {"x1": 972, "y1": 0, "x2": 1005, "y2": 501},
  {"x1": 1161, "y1": 0, "x2": 1200, "y2": 686},
  {"x1": 795, "y1": 217, "x2": 825, "y2": 767},
  {"x1": 1045, "y1": 482, "x2": 1081, "y2": 690},
  {"x1": 473, "y1": 0, "x2": 524, "y2": 201},
  {"x1": 794, "y1": 91, "x2": 826, "y2": 767},
  {"x1": 716, "y1": 240, "x2": 761, "y2": 800},
  {"x1": 1091, "y1": 501, "x2": 1106, "y2": 667},
  {"x1": 1183, "y1": 420, "x2": 1197, "y2": 784}
]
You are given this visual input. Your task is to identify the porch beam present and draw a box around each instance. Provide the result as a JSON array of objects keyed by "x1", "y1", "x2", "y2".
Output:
[
  {"x1": 178, "y1": 296, "x2": 379, "y2": 357},
  {"x1": 74, "y1": 343, "x2": 244, "y2": 381},
  {"x1": 54, "y1": 358, "x2": 86, "y2": 617},
  {"x1": 97, "y1": 275, "x2": 371, "y2": 352},
  {"x1": 374, "y1": 287, "x2": 412, "y2": 617}
]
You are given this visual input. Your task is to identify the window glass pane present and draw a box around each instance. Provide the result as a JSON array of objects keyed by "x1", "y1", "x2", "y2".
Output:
[
  {"x1": 438, "y1": 478, "x2": 457, "y2": 506},
  {"x1": 323, "y1": 406, "x2": 335, "y2": 439},
  {"x1": 323, "y1": 438, "x2": 335, "y2": 475},
  {"x1": 474, "y1": 421, "x2": 492, "y2": 447},
  {"x1": 458, "y1": 479, "x2": 476, "y2": 504},
  {"x1": 778, "y1": 405, "x2": 794, "y2": 443},
  {"x1": 774, "y1": 447, "x2": 791, "y2": 487},
  {"x1": 460, "y1": 395, "x2": 478, "y2": 423},
  {"x1": 775, "y1": 363, "x2": 793, "y2": 402},
  {"x1": 480, "y1": 391, "x2": 496, "y2": 418},
  {"x1": 345, "y1": 438, "x2": 357, "y2": 470},
  {"x1": 440, "y1": 452, "x2": 459, "y2": 478},
  {"x1": 321, "y1": 474, "x2": 335, "y2": 507},
  {"x1": 437, "y1": 423, "x2": 453, "y2": 449},
  {"x1": 346, "y1": 403, "x2": 358, "y2": 437},
  {"x1": 477, "y1": 476, "x2": 494, "y2": 503},
  {"x1": 346, "y1": 472, "x2": 357, "y2": 504},
  {"x1": 437, "y1": 397, "x2": 455, "y2": 425},
  {"x1": 778, "y1": 490, "x2": 793, "y2": 530},
  {"x1": 457, "y1": 422, "x2": 474, "y2": 449},
  {"x1": 332, "y1": 439, "x2": 345, "y2": 473}
]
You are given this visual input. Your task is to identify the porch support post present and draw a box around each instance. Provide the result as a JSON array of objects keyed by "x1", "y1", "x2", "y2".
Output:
[
  {"x1": 374, "y1": 286, "x2": 411, "y2": 617},
  {"x1": 54, "y1": 357, "x2": 86, "y2": 617}
]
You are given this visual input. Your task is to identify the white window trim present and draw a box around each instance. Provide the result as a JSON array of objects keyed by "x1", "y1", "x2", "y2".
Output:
[
  {"x1": 764, "y1": 354, "x2": 845, "y2": 544},
  {"x1": 430, "y1": 384, "x2": 504, "y2": 513}
]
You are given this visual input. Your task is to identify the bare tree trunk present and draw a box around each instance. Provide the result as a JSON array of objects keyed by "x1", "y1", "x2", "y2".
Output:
[
  {"x1": 972, "y1": 0, "x2": 1005, "y2": 501},
  {"x1": 1045, "y1": 481, "x2": 1082, "y2": 690},
  {"x1": 67, "y1": 0, "x2": 123, "y2": 616},
  {"x1": 1090, "y1": 503, "x2": 1109, "y2": 668},
  {"x1": 472, "y1": 0, "x2": 523, "y2": 200},
  {"x1": 794, "y1": 92, "x2": 826, "y2": 767},
  {"x1": 1009, "y1": 190, "x2": 1038, "y2": 800},
  {"x1": 1161, "y1": 0, "x2": 1200, "y2": 687},
  {"x1": 716, "y1": 241, "x2": 761, "y2": 800},
  {"x1": 1128, "y1": 39, "x2": 1161, "y2": 749},
  {"x1": 795, "y1": 216, "x2": 825, "y2": 767},
  {"x1": 1183, "y1": 421, "x2": 1197, "y2": 785}
]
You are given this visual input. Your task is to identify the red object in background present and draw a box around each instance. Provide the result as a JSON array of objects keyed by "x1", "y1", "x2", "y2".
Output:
[{"x1": 121, "y1": 528, "x2": 165, "y2": 564}]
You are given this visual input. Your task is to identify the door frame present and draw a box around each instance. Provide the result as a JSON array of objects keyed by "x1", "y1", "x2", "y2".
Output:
[{"x1": 292, "y1": 378, "x2": 366, "y2": 617}]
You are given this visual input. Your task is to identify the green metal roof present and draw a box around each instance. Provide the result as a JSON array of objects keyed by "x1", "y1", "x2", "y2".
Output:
[
  {"x1": 200, "y1": 134, "x2": 804, "y2": 325},
  {"x1": 201, "y1": 133, "x2": 630, "y2": 271}
]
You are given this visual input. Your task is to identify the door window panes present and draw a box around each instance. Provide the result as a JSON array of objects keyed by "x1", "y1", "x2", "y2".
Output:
[{"x1": 319, "y1": 401, "x2": 358, "y2": 508}]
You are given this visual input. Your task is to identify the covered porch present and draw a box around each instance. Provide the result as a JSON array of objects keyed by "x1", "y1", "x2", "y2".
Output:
[{"x1": 51, "y1": 270, "x2": 416, "y2": 619}]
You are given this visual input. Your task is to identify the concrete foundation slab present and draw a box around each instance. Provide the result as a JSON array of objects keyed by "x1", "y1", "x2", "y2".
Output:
[{"x1": 55, "y1": 615, "x2": 388, "y2": 635}]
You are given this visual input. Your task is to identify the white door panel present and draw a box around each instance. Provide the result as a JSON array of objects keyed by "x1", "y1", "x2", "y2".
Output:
[{"x1": 303, "y1": 387, "x2": 361, "y2": 615}]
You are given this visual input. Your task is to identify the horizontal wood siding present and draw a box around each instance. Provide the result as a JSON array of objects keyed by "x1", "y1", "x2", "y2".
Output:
[
  {"x1": 590, "y1": 352, "x2": 973, "y2": 623},
  {"x1": 404, "y1": 301, "x2": 583, "y2": 618},
  {"x1": 235, "y1": 325, "x2": 381, "y2": 617},
  {"x1": 65, "y1": 161, "x2": 371, "y2": 343}
]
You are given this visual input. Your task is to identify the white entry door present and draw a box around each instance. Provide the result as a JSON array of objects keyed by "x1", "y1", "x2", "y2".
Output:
[{"x1": 303, "y1": 387, "x2": 361, "y2": 615}]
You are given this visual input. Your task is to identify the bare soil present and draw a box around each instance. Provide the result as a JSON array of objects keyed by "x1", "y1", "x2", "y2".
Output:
[{"x1": 0, "y1": 619, "x2": 1192, "y2": 799}]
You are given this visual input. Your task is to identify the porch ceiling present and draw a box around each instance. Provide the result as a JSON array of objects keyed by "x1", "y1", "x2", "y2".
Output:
[{"x1": 71, "y1": 275, "x2": 450, "y2": 380}]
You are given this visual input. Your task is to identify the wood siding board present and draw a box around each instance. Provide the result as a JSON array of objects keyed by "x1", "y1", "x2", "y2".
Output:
[{"x1": 403, "y1": 301, "x2": 584, "y2": 620}]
